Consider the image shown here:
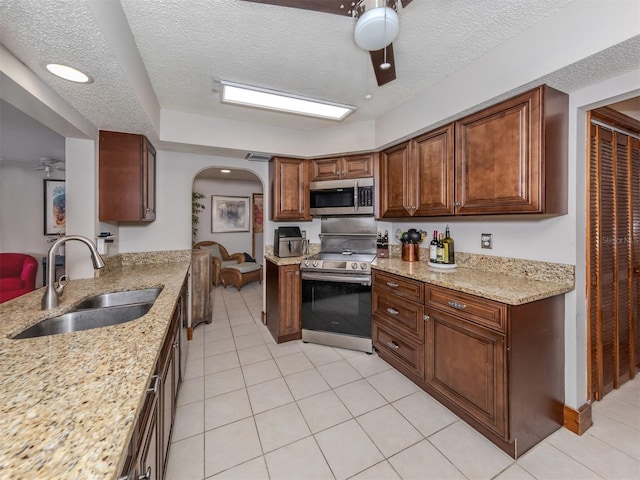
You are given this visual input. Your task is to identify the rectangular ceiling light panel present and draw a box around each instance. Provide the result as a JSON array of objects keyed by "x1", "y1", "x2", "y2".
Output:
[{"x1": 221, "y1": 81, "x2": 355, "y2": 121}]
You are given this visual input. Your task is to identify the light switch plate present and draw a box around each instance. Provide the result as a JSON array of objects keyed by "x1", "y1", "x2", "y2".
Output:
[{"x1": 481, "y1": 233, "x2": 493, "y2": 249}]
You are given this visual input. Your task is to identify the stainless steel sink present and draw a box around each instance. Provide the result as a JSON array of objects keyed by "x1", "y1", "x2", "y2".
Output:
[
  {"x1": 13, "y1": 287, "x2": 163, "y2": 339},
  {"x1": 13, "y1": 303, "x2": 154, "y2": 339},
  {"x1": 74, "y1": 287, "x2": 163, "y2": 309}
]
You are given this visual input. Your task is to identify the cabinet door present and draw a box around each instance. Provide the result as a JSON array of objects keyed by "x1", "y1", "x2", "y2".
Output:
[
  {"x1": 137, "y1": 381, "x2": 159, "y2": 480},
  {"x1": 455, "y1": 88, "x2": 541, "y2": 214},
  {"x1": 425, "y1": 309, "x2": 507, "y2": 438},
  {"x1": 379, "y1": 141, "x2": 413, "y2": 218},
  {"x1": 311, "y1": 157, "x2": 341, "y2": 181},
  {"x1": 142, "y1": 138, "x2": 156, "y2": 220},
  {"x1": 271, "y1": 157, "x2": 310, "y2": 221},
  {"x1": 342, "y1": 154, "x2": 373, "y2": 179},
  {"x1": 413, "y1": 124, "x2": 455, "y2": 216},
  {"x1": 279, "y1": 264, "x2": 301, "y2": 338}
]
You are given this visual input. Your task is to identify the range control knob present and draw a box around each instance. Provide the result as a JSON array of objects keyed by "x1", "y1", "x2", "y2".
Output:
[
  {"x1": 312, "y1": 261, "x2": 318, "y2": 268},
  {"x1": 360, "y1": 263, "x2": 368, "y2": 270},
  {"x1": 351, "y1": 262, "x2": 358, "y2": 269},
  {"x1": 304, "y1": 260, "x2": 310, "y2": 267}
]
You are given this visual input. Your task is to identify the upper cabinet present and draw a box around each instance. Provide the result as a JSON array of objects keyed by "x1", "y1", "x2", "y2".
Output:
[
  {"x1": 99, "y1": 130, "x2": 156, "y2": 222},
  {"x1": 311, "y1": 153, "x2": 373, "y2": 182},
  {"x1": 379, "y1": 124, "x2": 455, "y2": 218},
  {"x1": 379, "y1": 85, "x2": 568, "y2": 218},
  {"x1": 455, "y1": 86, "x2": 567, "y2": 215},
  {"x1": 271, "y1": 157, "x2": 311, "y2": 221}
]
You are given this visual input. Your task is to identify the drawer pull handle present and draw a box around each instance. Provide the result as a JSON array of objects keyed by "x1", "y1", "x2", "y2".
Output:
[
  {"x1": 386, "y1": 341, "x2": 400, "y2": 350},
  {"x1": 386, "y1": 281, "x2": 399, "y2": 288},
  {"x1": 138, "y1": 466, "x2": 152, "y2": 480},
  {"x1": 386, "y1": 307, "x2": 399, "y2": 315},
  {"x1": 147, "y1": 375, "x2": 160, "y2": 394},
  {"x1": 448, "y1": 300, "x2": 466, "y2": 310}
]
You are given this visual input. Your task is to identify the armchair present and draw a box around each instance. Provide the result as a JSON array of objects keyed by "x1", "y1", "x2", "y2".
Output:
[
  {"x1": 194, "y1": 241, "x2": 245, "y2": 286},
  {"x1": 0, "y1": 253, "x2": 38, "y2": 303}
]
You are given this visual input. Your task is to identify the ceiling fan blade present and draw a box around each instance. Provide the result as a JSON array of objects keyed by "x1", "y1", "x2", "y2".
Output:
[
  {"x1": 239, "y1": 0, "x2": 353, "y2": 16},
  {"x1": 370, "y1": 44, "x2": 396, "y2": 86}
]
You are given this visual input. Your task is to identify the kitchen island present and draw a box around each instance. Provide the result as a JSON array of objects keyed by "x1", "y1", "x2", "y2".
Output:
[{"x1": 0, "y1": 251, "x2": 190, "y2": 479}]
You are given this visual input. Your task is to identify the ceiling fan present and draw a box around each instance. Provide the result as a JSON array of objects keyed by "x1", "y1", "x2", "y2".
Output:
[
  {"x1": 239, "y1": 0, "x2": 413, "y2": 86},
  {"x1": 31, "y1": 158, "x2": 65, "y2": 177}
]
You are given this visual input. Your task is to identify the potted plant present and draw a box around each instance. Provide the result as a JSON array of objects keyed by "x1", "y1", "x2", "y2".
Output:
[{"x1": 192, "y1": 192, "x2": 206, "y2": 245}]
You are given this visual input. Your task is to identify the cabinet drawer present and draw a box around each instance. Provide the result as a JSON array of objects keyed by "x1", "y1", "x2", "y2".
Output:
[
  {"x1": 373, "y1": 270, "x2": 424, "y2": 303},
  {"x1": 426, "y1": 285, "x2": 506, "y2": 332},
  {"x1": 373, "y1": 322, "x2": 424, "y2": 380},
  {"x1": 372, "y1": 288, "x2": 424, "y2": 342}
]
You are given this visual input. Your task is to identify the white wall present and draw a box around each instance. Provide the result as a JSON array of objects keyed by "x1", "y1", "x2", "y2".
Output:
[{"x1": 193, "y1": 177, "x2": 263, "y2": 262}]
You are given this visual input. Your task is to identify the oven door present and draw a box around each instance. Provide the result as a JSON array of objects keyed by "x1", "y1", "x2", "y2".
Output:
[{"x1": 301, "y1": 271, "x2": 372, "y2": 342}]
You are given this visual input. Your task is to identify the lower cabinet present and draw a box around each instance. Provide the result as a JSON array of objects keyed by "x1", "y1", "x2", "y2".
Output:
[
  {"x1": 265, "y1": 259, "x2": 301, "y2": 343},
  {"x1": 120, "y1": 282, "x2": 186, "y2": 480},
  {"x1": 372, "y1": 271, "x2": 565, "y2": 458}
]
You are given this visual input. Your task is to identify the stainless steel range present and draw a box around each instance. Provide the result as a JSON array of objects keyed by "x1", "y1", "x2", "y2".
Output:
[{"x1": 300, "y1": 217, "x2": 376, "y2": 353}]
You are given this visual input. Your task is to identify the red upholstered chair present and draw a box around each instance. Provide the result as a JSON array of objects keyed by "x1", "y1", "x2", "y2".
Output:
[{"x1": 0, "y1": 253, "x2": 38, "y2": 303}]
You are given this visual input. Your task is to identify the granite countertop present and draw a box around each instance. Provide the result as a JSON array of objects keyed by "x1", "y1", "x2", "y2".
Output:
[
  {"x1": 373, "y1": 257, "x2": 574, "y2": 305},
  {"x1": 0, "y1": 257, "x2": 190, "y2": 479}
]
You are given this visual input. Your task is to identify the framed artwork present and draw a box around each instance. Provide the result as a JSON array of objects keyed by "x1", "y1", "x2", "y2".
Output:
[
  {"x1": 211, "y1": 195, "x2": 250, "y2": 232},
  {"x1": 44, "y1": 179, "x2": 66, "y2": 235},
  {"x1": 252, "y1": 193, "x2": 264, "y2": 233}
]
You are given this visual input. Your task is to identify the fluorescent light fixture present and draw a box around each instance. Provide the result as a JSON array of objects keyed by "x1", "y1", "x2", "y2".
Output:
[
  {"x1": 46, "y1": 63, "x2": 92, "y2": 83},
  {"x1": 220, "y1": 81, "x2": 355, "y2": 121},
  {"x1": 220, "y1": 169, "x2": 231, "y2": 173}
]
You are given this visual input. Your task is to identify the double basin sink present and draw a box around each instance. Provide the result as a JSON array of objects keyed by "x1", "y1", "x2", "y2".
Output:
[{"x1": 13, "y1": 287, "x2": 163, "y2": 339}]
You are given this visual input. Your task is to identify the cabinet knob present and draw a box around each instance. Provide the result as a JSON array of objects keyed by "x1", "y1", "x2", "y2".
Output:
[
  {"x1": 386, "y1": 340, "x2": 400, "y2": 350},
  {"x1": 423, "y1": 314, "x2": 430, "y2": 321},
  {"x1": 453, "y1": 202, "x2": 461, "y2": 207},
  {"x1": 386, "y1": 307, "x2": 399, "y2": 316}
]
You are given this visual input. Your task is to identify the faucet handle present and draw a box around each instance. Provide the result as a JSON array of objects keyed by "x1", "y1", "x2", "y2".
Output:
[{"x1": 55, "y1": 274, "x2": 70, "y2": 296}]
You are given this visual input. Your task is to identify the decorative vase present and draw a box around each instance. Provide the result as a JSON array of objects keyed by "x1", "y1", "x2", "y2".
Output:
[{"x1": 401, "y1": 244, "x2": 419, "y2": 262}]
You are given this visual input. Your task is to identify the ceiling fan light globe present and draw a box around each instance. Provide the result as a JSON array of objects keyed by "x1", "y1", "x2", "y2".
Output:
[{"x1": 354, "y1": 6, "x2": 399, "y2": 51}]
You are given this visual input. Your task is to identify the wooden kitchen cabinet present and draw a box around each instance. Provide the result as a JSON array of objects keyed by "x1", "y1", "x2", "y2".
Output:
[
  {"x1": 99, "y1": 130, "x2": 156, "y2": 222},
  {"x1": 455, "y1": 85, "x2": 568, "y2": 215},
  {"x1": 120, "y1": 285, "x2": 185, "y2": 480},
  {"x1": 265, "y1": 259, "x2": 302, "y2": 343},
  {"x1": 270, "y1": 157, "x2": 311, "y2": 221},
  {"x1": 379, "y1": 124, "x2": 454, "y2": 218},
  {"x1": 311, "y1": 153, "x2": 373, "y2": 181}
]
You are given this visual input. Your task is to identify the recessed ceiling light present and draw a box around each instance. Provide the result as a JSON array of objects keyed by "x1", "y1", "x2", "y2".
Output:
[
  {"x1": 221, "y1": 169, "x2": 231, "y2": 173},
  {"x1": 220, "y1": 81, "x2": 355, "y2": 121},
  {"x1": 45, "y1": 63, "x2": 92, "y2": 83},
  {"x1": 364, "y1": 94, "x2": 373, "y2": 100}
]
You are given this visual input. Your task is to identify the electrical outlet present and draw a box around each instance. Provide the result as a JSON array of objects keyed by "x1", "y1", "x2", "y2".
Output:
[{"x1": 481, "y1": 233, "x2": 493, "y2": 249}]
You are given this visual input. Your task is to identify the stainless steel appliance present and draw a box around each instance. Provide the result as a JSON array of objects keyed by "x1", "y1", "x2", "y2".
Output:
[
  {"x1": 274, "y1": 226, "x2": 304, "y2": 258},
  {"x1": 301, "y1": 217, "x2": 376, "y2": 353},
  {"x1": 309, "y1": 178, "x2": 374, "y2": 216}
]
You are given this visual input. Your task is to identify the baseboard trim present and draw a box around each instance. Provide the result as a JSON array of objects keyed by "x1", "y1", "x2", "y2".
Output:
[
  {"x1": 261, "y1": 311, "x2": 267, "y2": 325},
  {"x1": 187, "y1": 326, "x2": 193, "y2": 341},
  {"x1": 563, "y1": 403, "x2": 593, "y2": 435}
]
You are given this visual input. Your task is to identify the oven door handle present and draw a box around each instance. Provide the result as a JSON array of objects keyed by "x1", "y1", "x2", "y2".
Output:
[{"x1": 301, "y1": 271, "x2": 371, "y2": 285}]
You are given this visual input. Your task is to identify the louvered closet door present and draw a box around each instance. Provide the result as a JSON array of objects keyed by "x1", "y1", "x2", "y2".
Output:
[{"x1": 588, "y1": 112, "x2": 640, "y2": 401}]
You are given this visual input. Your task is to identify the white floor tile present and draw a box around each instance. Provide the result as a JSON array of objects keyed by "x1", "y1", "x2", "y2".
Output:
[
  {"x1": 315, "y1": 419, "x2": 384, "y2": 480},
  {"x1": 204, "y1": 351, "x2": 240, "y2": 376},
  {"x1": 267, "y1": 340, "x2": 302, "y2": 358},
  {"x1": 428, "y1": 421, "x2": 513, "y2": 480},
  {"x1": 274, "y1": 352, "x2": 314, "y2": 376},
  {"x1": 317, "y1": 359, "x2": 362, "y2": 388},
  {"x1": 265, "y1": 436, "x2": 335, "y2": 480},
  {"x1": 350, "y1": 460, "x2": 401, "y2": 480},
  {"x1": 356, "y1": 405, "x2": 423, "y2": 457},
  {"x1": 388, "y1": 439, "x2": 466, "y2": 480},
  {"x1": 177, "y1": 376, "x2": 205, "y2": 407},
  {"x1": 237, "y1": 344, "x2": 272, "y2": 366},
  {"x1": 284, "y1": 368, "x2": 331, "y2": 400},
  {"x1": 492, "y1": 463, "x2": 537, "y2": 480},
  {"x1": 587, "y1": 412, "x2": 640, "y2": 460},
  {"x1": 517, "y1": 442, "x2": 601, "y2": 479},
  {"x1": 204, "y1": 388, "x2": 252, "y2": 431},
  {"x1": 247, "y1": 377, "x2": 294, "y2": 414},
  {"x1": 392, "y1": 391, "x2": 458, "y2": 437},
  {"x1": 366, "y1": 368, "x2": 419, "y2": 402},
  {"x1": 592, "y1": 395, "x2": 640, "y2": 430},
  {"x1": 241, "y1": 358, "x2": 282, "y2": 386},
  {"x1": 204, "y1": 337, "x2": 237, "y2": 357},
  {"x1": 209, "y1": 456, "x2": 269, "y2": 479},
  {"x1": 254, "y1": 402, "x2": 311, "y2": 453},
  {"x1": 231, "y1": 322, "x2": 260, "y2": 337},
  {"x1": 334, "y1": 379, "x2": 387, "y2": 417},
  {"x1": 165, "y1": 433, "x2": 204, "y2": 480},
  {"x1": 297, "y1": 390, "x2": 353, "y2": 433},
  {"x1": 204, "y1": 368, "x2": 245, "y2": 398},
  {"x1": 346, "y1": 353, "x2": 392, "y2": 378},
  {"x1": 204, "y1": 418, "x2": 263, "y2": 477},
  {"x1": 234, "y1": 332, "x2": 265, "y2": 350},
  {"x1": 303, "y1": 344, "x2": 343, "y2": 366},
  {"x1": 173, "y1": 400, "x2": 204, "y2": 442},
  {"x1": 184, "y1": 357, "x2": 205, "y2": 380}
]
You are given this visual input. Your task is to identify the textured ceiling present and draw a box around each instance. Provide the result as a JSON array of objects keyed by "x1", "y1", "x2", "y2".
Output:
[{"x1": 0, "y1": 0, "x2": 638, "y2": 162}]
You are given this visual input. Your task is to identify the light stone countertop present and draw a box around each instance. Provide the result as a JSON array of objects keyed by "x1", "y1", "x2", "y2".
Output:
[{"x1": 0, "y1": 257, "x2": 190, "y2": 479}]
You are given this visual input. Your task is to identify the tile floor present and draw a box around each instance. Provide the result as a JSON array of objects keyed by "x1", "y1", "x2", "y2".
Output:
[{"x1": 166, "y1": 282, "x2": 640, "y2": 479}]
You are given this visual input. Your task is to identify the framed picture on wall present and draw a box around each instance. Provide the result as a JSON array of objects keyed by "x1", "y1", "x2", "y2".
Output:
[
  {"x1": 44, "y1": 179, "x2": 66, "y2": 235},
  {"x1": 211, "y1": 195, "x2": 250, "y2": 232},
  {"x1": 252, "y1": 193, "x2": 263, "y2": 233}
]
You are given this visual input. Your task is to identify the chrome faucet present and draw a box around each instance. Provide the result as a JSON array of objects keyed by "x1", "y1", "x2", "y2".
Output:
[{"x1": 42, "y1": 235, "x2": 106, "y2": 310}]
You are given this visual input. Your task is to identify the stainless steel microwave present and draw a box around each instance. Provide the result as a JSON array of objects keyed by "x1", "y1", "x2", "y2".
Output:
[{"x1": 309, "y1": 178, "x2": 374, "y2": 216}]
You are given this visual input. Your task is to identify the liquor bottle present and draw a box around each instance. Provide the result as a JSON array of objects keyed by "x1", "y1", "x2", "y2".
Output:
[
  {"x1": 436, "y1": 233, "x2": 445, "y2": 263},
  {"x1": 429, "y1": 230, "x2": 438, "y2": 263},
  {"x1": 444, "y1": 225, "x2": 455, "y2": 264}
]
